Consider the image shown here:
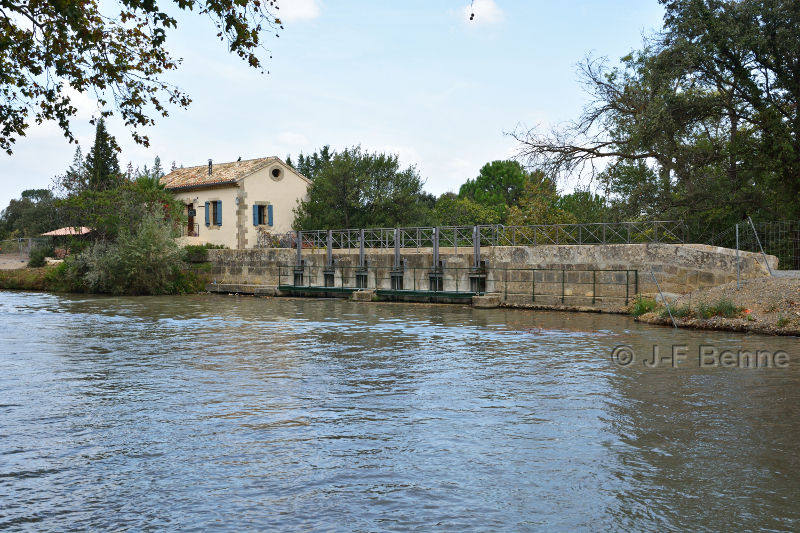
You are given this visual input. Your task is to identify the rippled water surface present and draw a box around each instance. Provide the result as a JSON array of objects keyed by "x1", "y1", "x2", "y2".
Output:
[{"x1": 1, "y1": 291, "x2": 799, "y2": 531}]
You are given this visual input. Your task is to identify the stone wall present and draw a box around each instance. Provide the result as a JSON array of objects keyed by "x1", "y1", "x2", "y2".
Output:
[{"x1": 206, "y1": 244, "x2": 775, "y2": 310}]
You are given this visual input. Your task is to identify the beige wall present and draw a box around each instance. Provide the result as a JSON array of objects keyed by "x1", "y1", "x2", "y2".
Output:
[
  {"x1": 238, "y1": 162, "x2": 309, "y2": 248},
  {"x1": 171, "y1": 160, "x2": 309, "y2": 249}
]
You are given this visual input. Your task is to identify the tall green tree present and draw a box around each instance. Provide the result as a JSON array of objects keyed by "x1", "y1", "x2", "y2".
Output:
[
  {"x1": 433, "y1": 193, "x2": 501, "y2": 226},
  {"x1": 84, "y1": 119, "x2": 122, "y2": 192},
  {"x1": 513, "y1": 0, "x2": 800, "y2": 237},
  {"x1": 293, "y1": 146, "x2": 433, "y2": 229},
  {"x1": 0, "y1": 189, "x2": 56, "y2": 237},
  {"x1": 458, "y1": 160, "x2": 529, "y2": 221}
]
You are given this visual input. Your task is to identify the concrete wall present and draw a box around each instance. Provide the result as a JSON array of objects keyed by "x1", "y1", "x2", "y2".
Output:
[{"x1": 205, "y1": 243, "x2": 775, "y2": 310}]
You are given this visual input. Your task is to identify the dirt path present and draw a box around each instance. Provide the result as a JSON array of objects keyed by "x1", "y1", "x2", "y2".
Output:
[{"x1": 0, "y1": 255, "x2": 28, "y2": 270}]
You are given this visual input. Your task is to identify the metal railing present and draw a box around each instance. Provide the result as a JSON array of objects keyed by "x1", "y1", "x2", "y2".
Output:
[
  {"x1": 258, "y1": 221, "x2": 685, "y2": 251},
  {"x1": 707, "y1": 220, "x2": 800, "y2": 270},
  {"x1": 180, "y1": 223, "x2": 200, "y2": 237},
  {"x1": 0, "y1": 237, "x2": 53, "y2": 258}
]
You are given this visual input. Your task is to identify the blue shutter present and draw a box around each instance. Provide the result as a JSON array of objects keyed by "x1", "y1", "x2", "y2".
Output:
[
  {"x1": 267, "y1": 204, "x2": 273, "y2": 226},
  {"x1": 216, "y1": 201, "x2": 222, "y2": 226},
  {"x1": 253, "y1": 205, "x2": 259, "y2": 226},
  {"x1": 204, "y1": 201, "x2": 210, "y2": 226}
]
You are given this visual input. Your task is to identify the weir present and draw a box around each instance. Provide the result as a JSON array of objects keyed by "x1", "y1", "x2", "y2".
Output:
[{"x1": 205, "y1": 238, "x2": 775, "y2": 311}]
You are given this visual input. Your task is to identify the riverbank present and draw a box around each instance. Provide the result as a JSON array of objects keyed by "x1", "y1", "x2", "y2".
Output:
[
  {"x1": 0, "y1": 263, "x2": 212, "y2": 294},
  {"x1": 635, "y1": 277, "x2": 800, "y2": 336}
]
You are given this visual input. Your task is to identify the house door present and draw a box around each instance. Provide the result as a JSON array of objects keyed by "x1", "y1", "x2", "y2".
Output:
[{"x1": 187, "y1": 203, "x2": 195, "y2": 236}]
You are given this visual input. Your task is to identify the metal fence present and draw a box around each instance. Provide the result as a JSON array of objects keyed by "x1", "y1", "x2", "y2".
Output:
[
  {"x1": 0, "y1": 237, "x2": 52, "y2": 258},
  {"x1": 258, "y1": 221, "x2": 686, "y2": 251},
  {"x1": 707, "y1": 220, "x2": 800, "y2": 270}
]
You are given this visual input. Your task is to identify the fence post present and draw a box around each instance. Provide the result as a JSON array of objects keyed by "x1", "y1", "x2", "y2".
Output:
[
  {"x1": 296, "y1": 231, "x2": 302, "y2": 266},
  {"x1": 326, "y1": 229, "x2": 333, "y2": 267},
  {"x1": 359, "y1": 228, "x2": 365, "y2": 268},
  {"x1": 747, "y1": 216, "x2": 773, "y2": 275},
  {"x1": 473, "y1": 226, "x2": 480, "y2": 269},
  {"x1": 432, "y1": 227, "x2": 439, "y2": 268},
  {"x1": 394, "y1": 228, "x2": 401, "y2": 269},
  {"x1": 735, "y1": 223, "x2": 740, "y2": 290}
]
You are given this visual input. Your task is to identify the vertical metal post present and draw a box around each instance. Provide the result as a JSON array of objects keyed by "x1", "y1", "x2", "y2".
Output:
[
  {"x1": 394, "y1": 228, "x2": 400, "y2": 269},
  {"x1": 561, "y1": 268, "x2": 565, "y2": 303},
  {"x1": 626, "y1": 270, "x2": 630, "y2": 305},
  {"x1": 359, "y1": 228, "x2": 365, "y2": 267},
  {"x1": 326, "y1": 229, "x2": 333, "y2": 267},
  {"x1": 432, "y1": 227, "x2": 439, "y2": 268},
  {"x1": 454, "y1": 228, "x2": 458, "y2": 253},
  {"x1": 634, "y1": 270, "x2": 638, "y2": 296},
  {"x1": 532, "y1": 269, "x2": 536, "y2": 303},
  {"x1": 592, "y1": 270, "x2": 596, "y2": 305},
  {"x1": 296, "y1": 230, "x2": 302, "y2": 266},
  {"x1": 473, "y1": 226, "x2": 480, "y2": 269},
  {"x1": 735, "y1": 223, "x2": 740, "y2": 290},
  {"x1": 747, "y1": 216, "x2": 773, "y2": 275}
]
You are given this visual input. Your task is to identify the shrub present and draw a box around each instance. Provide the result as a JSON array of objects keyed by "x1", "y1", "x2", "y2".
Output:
[
  {"x1": 183, "y1": 243, "x2": 226, "y2": 263},
  {"x1": 74, "y1": 214, "x2": 183, "y2": 295},
  {"x1": 659, "y1": 304, "x2": 692, "y2": 319},
  {"x1": 27, "y1": 245, "x2": 54, "y2": 268},
  {"x1": 631, "y1": 296, "x2": 658, "y2": 317},
  {"x1": 698, "y1": 299, "x2": 743, "y2": 319}
]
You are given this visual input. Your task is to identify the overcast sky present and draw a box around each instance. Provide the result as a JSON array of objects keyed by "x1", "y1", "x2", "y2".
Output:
[{"x1": 0, "y1": 0, "x2": 665, "y2": 209}]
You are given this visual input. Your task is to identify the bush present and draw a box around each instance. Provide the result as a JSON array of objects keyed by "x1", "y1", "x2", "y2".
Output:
[
  {"x1": 183, "y1": 243, "x2": 226, "y2": 263},
  {"x1": 697, "y1": 299, "x2": 743, "y2": 319},
  {"x1": 631, "y1": 296, "x2": 658, "y2": 317},
  {"x1": 73, "y1": 214, "x2": 183, "y2": 295},
  {"x1": 27, "y1": 245, "x2": 54, "y2": 268},
  {"x1": 659, "y1": 304, "x2": 692, "y2": 319}
]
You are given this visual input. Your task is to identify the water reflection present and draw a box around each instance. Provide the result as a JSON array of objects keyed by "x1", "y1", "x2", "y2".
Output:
[{"x1": 0, "y1": 291, "x2": 797, "y2": 531}]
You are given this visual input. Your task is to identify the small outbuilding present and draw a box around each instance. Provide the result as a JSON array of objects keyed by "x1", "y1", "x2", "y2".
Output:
[{"x1": 160, "y1": 157, "x2": 310, "y2": 249}]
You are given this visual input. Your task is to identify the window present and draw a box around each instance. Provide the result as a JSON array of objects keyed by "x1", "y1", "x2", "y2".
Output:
[
  {"x1": 205, "y1": 200, "x2": 222, "y2": 227},
  {"x1": 252, "y1": 204, "x2": 273, "y2": 226}
]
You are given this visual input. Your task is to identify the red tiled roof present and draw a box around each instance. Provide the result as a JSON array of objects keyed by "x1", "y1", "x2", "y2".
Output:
[
  {"x1": 160, "y1": 157, "x2": 280, "y2": 190},
  {"x1": 41, "y1": 226, "x2": 93, "y2": 236}
]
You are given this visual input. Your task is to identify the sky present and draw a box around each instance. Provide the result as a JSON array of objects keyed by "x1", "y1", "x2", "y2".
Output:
[{"x1": 0, "y1": 0, "x2": 666, "y2": 209}]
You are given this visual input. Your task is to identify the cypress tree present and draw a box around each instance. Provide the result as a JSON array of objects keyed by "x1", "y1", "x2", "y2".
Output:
[{"x1": 85, "y1": 118, "x2": 121, "y2": 191}]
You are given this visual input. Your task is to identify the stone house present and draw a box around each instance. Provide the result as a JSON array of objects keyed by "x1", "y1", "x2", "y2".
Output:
[{"x1": 160, "y1": 157, "x2": 310, "y2": 249}]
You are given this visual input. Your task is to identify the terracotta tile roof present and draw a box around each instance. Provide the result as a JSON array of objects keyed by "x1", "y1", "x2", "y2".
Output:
[{"x1": 160, "y1": 157, "x2": 280, "y2": 190}]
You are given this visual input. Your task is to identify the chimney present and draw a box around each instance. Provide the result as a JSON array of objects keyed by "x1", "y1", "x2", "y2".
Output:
[{"x1": 208, "y1": 159, "x2": 213, "y2": 176}]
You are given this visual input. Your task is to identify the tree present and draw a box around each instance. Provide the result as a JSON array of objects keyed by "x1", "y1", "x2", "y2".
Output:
[
  {"x1": 289, "y1": 146, "x2": 334, "y2": 180},
  {"x1": 293, "y1": 146, "x2": 434, "y2": 229},
  {"x1": 433, "y1": 193, "x2": 501, "y2": 226},
  {"x1": 512, "y1": 0, "x2": 800, "y2": 236},
  {"x1": 555, "y1": 189, "x2": 612, "y2": 224},
  {"x1": 52, "y1": 146, "x2": 88, "y2": 197},
  {"x1": 505, "y1": 172, "x2": 576, "y2": 226},
  {"x1": 458, "y1": 160, "x2": 529, "y2": 221},
  {"x1": 0, "y1": 189, "x2": 56, "y2": 237},
  {"x1": 84, "y1": 119, "x2": 122, "y2": 191},
  {"x1": 0, "y1": 0, "x2": 283, "y2": 154}
]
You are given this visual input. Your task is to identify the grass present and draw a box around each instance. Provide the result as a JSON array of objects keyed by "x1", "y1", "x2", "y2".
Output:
[
  {"x1": 659, "y1": 304, "x2": 692, "y2": 319},
  {"x1": 697, "y1": 298, "x2": 744, "y2": 319},
  {"x1": 631, "y1": 296, "x2": 658, "y2": 317},
  {"x1": 776, "y1": 314, "x2": 790, "y2": 328}
]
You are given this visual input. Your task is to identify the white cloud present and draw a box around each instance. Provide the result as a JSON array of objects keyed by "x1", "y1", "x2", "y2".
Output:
[
  {"x1": 278, "y1": 0, "x2": 321, "y2": 22},
  {"x1": 461, "y1": 0, "x2": 504, "y2": 26}
]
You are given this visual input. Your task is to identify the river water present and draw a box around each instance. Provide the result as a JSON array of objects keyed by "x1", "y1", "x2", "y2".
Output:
[{"x1": 1, "y1": 291, "x2": 798, "y2": 531}]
